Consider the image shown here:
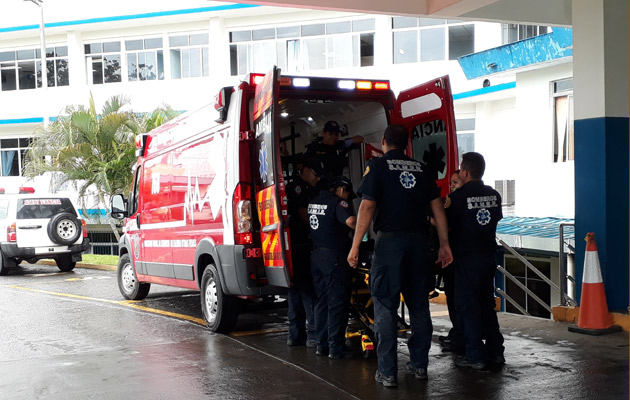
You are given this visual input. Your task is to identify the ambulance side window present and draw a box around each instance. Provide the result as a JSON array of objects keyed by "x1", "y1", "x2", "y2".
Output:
[
  {"x1": 411, "y1": 120, "x2": 448, "y2": 180},
  {"x1": 129, "y1": 166, "x2": 142, "y2": 215}
]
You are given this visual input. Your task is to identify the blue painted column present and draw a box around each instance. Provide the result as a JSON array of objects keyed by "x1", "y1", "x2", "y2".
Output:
[{"x1": 573, "y1": 0, "x2": 629, "y2": 311}]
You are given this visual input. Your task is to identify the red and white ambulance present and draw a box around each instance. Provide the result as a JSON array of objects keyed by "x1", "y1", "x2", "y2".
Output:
[{"x1": 110, "y1": 67, "x2": 458, "y2": 332}]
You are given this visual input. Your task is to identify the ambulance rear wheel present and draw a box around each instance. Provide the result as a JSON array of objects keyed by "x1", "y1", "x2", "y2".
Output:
[
  {"x1": 117, "y1": 253, "x2": 150, "y2": 300},
  {"x1": 201, "y1": 263, "x2": 238, "y2": 333}
]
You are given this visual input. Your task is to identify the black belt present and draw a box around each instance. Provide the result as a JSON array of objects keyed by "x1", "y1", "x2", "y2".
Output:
[{"x1": 376, "y1": 229, "x2": 424, "y2": 238}]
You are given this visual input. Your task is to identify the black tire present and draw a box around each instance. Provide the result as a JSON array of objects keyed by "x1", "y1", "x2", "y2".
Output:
[
  {"x1": 47, "y1": 213, "x2": 81, "y2": 245},
  {"x1": 0, "y1": 252, "x2": 8, "y2": 276},
  {"x1": 117, "y1": 253, "x2": 150, "y2": 300},
  {"x1": 200, "y1": 264, "x2": 238, "y2": 333},
  {"x1": 56, "y1": 254, "x2": 76, "y2": 272}
]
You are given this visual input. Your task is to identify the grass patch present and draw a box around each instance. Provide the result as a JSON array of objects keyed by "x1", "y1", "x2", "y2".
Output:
[{"x1": 81, "y1": 254, "x2": 119, "y2": 266}]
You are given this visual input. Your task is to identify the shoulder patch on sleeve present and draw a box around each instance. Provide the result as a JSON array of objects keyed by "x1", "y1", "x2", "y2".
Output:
[
  {"x1": 363, "y1": 165, "x2": 370, "y2": 176},
  {"x1": 340, "y1": 200, "x2": 349, "y2": 208},
  {"x1": 294, "y1": 185, "x2": 302, "y2": 195}
]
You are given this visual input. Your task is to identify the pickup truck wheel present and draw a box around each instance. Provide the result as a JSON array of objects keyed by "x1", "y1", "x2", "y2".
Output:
[
  {"x1": 56, "y1": 254, "x2": 76, "y2": 272},
  {"x1": 200, "y1": 264, "x2": 238, "y2": 333},
  {"x1": 117, "y1": 253, "x2": 150, "y2": 300},
  {"x1": 0, "y1": 252, "x2": 7, "y2": 276},
  {"x1": 47, "y1": 213, "x2": 81, "y2": 245}
]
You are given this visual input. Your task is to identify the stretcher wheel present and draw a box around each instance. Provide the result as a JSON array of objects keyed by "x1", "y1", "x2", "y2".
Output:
[{"x1": 363, "y1": 349, "x2": 374, "y2": 359}]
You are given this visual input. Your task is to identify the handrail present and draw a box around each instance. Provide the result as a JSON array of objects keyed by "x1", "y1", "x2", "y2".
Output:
[
  {"x1": 496, "y1": 266, "x2": 552, "y2": 313},
  {"x1": 495, "y1": 287, "x2": 530, "y2": 316},
  {"x1": 559, "y1": 223, "x2": 576, "y2": 306}
]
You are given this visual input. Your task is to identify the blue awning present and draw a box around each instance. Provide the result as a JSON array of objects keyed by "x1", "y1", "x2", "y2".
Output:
[{"x1": 497, "y1": 216, "x2": 574, "y2": 240}]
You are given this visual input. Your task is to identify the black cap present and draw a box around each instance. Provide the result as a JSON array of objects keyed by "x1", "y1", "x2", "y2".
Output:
[
  {"x1": 330, "y1": 175, "x2": 357, "y2": 200},
  {"x1": 324, "y1": 120, "x2": 340, "y2": 133},
  {"x1": 302, "y1": 157, "x2": 325, "y2": 177}
]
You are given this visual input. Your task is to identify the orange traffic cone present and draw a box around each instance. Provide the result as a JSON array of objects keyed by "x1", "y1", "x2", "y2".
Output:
[{"x1": 568, "y1": 233, "x2": 622, "y2": 335}]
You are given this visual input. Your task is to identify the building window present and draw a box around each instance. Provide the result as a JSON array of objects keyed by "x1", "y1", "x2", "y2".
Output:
[
  {"x1": 229, "y1": 18, "x2": 375, "y2": 76},
  {"x1": 125, "y1": 38, "x2": 164, "y2": 81},
  {"x1": 85, "y1": 42, "x2": 122, "y2": 84},
  {"x1": 502, "y1": 24, "x2": 550, "y2": 44},
  {"x1": 552, "y1": 78, "x2": 574, "y2": 162},
  {"x1": 455, "y1": 118, "x2": 475, "y2": 165},
  {"x1": 392, "y1": 17, "x2": 474, "y2": 64},
  {"x1": 0, "y1": 47, "x2": 68, "y2": 91},
  {"x1": 169, "y1": 33, "x2": 209, "y2": 79},
  {"x1": 505, "y1": 256, "x2": 551, "y2": 319},
  {"x1": 0, "y1": 138, "x2": 31, "y2": 177}
]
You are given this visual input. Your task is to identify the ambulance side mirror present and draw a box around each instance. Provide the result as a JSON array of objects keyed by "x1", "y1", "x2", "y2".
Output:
[{"x1": 110, "y1": 194, "x2": 128, "y2": 219}]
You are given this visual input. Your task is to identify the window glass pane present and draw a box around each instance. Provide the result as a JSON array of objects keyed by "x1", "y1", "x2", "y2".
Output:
[
  {"x1": 419, "y1": 18, "x2": 445, "y2": 26},
  {"x1": 277, "y1": 26, "x2": 300, "y2": 39},
  {"x1": 392, "y1": 17, "x2": 417, "y2": 29},
  {"x1": 45, "y1": 48, "x2": 54, "y2": 58},
  {"x1": 18, "y1": 61, "x2": 37, "y2": 90},
  {"x1": 170, "y1": 49, "x2": 182, "y2": 79},
  {"x1": 449, "y1": 24, "x2": 474, "y2": 60},
  {"x1": 104, "y1": 55, "x2": 121, "y2": 82},
  {"x1": 253, "y1": 28, "x2": 275, "y2": 41},
  {"x1": 127, "y1": 53, "x2": 137, "y2": 81},
  {"x1": 0, "y1": 52, "x2": 15, "y2": 62},
  {"x1": 411, "y1": 119, "x2": 448, "y2": 179},
  {"x1": 1, "y1": 139, "x2": 18, "y2": 148},
  {"x1": 456, "y1": 118, "x2": 475, "y2": 131},
  {"x1": 446, "y1": 19, "x2": 466, "y2": 24},
  {"x1": 144, "y1": 38, "x2": 163, "y2": 49},
  {"x1": 55, "y1": 46, "x2": 68, "y2": 57},
  {"x1": 90, "y1": 57, "x2": 103, "y2": 85},
  {"x1": 189, "y1": 48, "x2": 201, "y2": 77},
  {"x1": 103, "y1": 42, "x2": 120, "y2": 53},
  {"x1": 302, "y1": 24, "x2": 325, "y2": 37},
  {"x1": 237, "y1": 44, "x2": 249, "y2": 75},
  {"x1": 352, "y1": 19, "x2": 375, "y2": 32},
  {"x1": 327, "y1": 35, "x2": 354, "y2": 68},
  {"x1": 1, "y1": 69, "x2": 17, "y2": 91},
  {"x1": 229, "y1": 45, "x2": 238, "y2": 76},
  {"x1": 276, "y1": 41, "x2": 287, "y2": 71},
  {"x1": 182, "y1": 48, "x2": 190, "y2": 78},
  {"x1": 252, "y1": 42, "x2": 275, "y2": 72},
  {"x1": 393, "y1": 30, "x2": 417, "y2": 64},
  {"x1": 19, "y1": 138, "x2": 31, "y2": 147},
  {"x1": 142, "y1": 52, "x2": 157, "y2": 80},
  {"x1": 327, "y1": 21, "x2": 351, "y2": 34},
  {"x1": 554, "y1": 78, "x2": 573, "y2": 92},
  {"x1": 303, "y1": 38, "x2": 325, "y2": 69},
  {"x1": 230, "y1": 31, "x2": 251, "y2": 43},
  {"x1": 202, "y1": 48, "x2": 209, "y2": 76},
  {"x1": 287, "y1": 40, "x2": 300, "y2": 73},
  {"x1": 46, "y1": 60, "x2": 55, "y2": 87},
  {"x1": 56, "y1": 59, "x2": 69, "y2": 86},
  {"x1": 169, "y1": 35, "x2": 188, "y2": 47},
  {"x1": 86, "y1": 43, "x2": 101, "y2": 54},
  {"x1": 157, "y1": 50, "x2": 164, "y2": 80},
  {"x1": 17, "y1": 50, "x2": 35, "y2": 60},
  {"x1": 420, "y1": 27, "x2": 445, "y2": 61},
  {"x1": 190, "y1": 34, "x2": 208, "y2": 45},
  {"x1": 360, "y1": 33, "x2": 374, "y2": 67},
  {"x1": 1, "y1": 150, "x2": 18, "y2": 176},
  {"x1": 126, "y1": 40, "x2": 143, "y2": 51}
]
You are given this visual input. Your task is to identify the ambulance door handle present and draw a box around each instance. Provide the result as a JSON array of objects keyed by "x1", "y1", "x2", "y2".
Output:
[
  {"x1": 136, "y1": 214, "x2": 141, "y2": 228},
  {"x1": 261, "y1": 223, "x2": 278, "y2": 233}
]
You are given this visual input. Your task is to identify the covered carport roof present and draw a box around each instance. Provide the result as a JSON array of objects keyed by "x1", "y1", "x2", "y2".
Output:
[{"x1": 225, "y1": 0, "x2": 572, "y2": 26}]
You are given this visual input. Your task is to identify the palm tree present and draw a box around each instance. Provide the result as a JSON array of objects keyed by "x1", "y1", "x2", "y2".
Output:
[{"x1": 24, "y1": 94, "x2": 176, "y2": 241}]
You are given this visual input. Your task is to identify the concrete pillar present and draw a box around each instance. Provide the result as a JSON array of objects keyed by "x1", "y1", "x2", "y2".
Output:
[{"x1": 572, "y1": 0, "x2": 629, "y2": 311}]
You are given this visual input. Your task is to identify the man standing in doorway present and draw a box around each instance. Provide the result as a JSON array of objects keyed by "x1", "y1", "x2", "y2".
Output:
[
  {"x1": 347, "y1": 124, "x2": 453, "y2": 387},
  {"x1": 446, "y1": 152, "x2": 504, "y2": 370}
]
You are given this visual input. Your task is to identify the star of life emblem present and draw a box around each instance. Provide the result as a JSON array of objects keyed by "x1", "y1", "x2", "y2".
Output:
[
  {"x1": 399, "y1": 171, "x2": 416, "y2": 189},
  {"x1": 259, "y1": 141, "x2": 268, "y2": 183},
  {"x1": 476, "y1": 208, "x2": 491, "y2": 225},
  {"x1": 309, "y1": 214, "x2": 319, "y2": 230}
]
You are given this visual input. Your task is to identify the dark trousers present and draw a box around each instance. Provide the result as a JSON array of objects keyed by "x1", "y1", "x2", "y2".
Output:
[
  {"x1": 311, "y1": 248, "x2": 351, "y2": 354},
  {"x1": 371, "y1": 231, "x2": 433, "y2": 376},
  {"x1": 454, "y1": 253, "x2": 504, "y2": 363},
  {"x1": 288, "y1": 243, "x2": 316, "y2": 343},
  {"x1": 443, "y1": 265, "x2": 464, "y2": 350}
]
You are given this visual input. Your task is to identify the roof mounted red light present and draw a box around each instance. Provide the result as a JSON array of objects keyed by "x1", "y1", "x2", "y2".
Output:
[
  {"x1": 18, "y1": 187, "x2": 35, "y2": 194},
  {"x1": 249, "y1": 73, "x2": 265, "y2": 86},
  {"x1": 0, "y1": 188, "x2": 4, "y2": 194},
  {"x1": 374, "y1": 82, "x2": 390, "y2": 90}
]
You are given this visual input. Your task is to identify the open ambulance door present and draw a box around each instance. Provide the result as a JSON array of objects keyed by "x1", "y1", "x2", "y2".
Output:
[
  {"x1": 392, "y1": 75, "x2": 459, "y2": 198},
  {"x1": 253, "y1": 67, "x2": 293, "y2": 288}
]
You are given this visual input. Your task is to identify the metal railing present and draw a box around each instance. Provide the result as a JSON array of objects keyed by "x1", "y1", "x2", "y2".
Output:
[{"x1": 495, "y1": 229, "x2": 576, "y2": 317}]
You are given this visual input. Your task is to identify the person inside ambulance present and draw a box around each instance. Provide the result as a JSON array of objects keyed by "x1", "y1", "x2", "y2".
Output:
[
  {"x1": 285, "y1": 157, "x2": 325, "y2": 347},
  {"x1": 303, "y1": 120, "x2": 364, "y2": 186},
  {"x1": 308, "y1": 175, "x2": 357, "y2": 359}
]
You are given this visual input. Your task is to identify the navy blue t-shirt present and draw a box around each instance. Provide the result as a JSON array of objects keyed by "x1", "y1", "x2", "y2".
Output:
[
  {"x1": 307, "y1": 190, "x2": 354, "y2": 251},
  {"x1": 357, "y1": 149, "x2": 440, "y2": 233},
  {"x1": 445, "y1": 180, "x2": 503, "y2": 256},
  {"x1": 286, "y1": 176, "x2": 318, "y2": 245}
]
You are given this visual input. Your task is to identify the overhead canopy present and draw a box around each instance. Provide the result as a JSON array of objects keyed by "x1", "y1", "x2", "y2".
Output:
[{"x1": 227, "y1": 0, "x2": 572, "y2": 26}]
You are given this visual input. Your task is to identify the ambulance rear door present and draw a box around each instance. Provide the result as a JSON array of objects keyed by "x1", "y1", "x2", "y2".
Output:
[
  {"x1": 392, "y1": 75, "x2": 458, "y2": 197},
  {"x1": 253, "y1": 67, "x2": 293, "y2": 288}
]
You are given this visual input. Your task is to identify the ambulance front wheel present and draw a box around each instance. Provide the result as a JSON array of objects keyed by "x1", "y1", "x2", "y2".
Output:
[
  {"x1": 200, "y1": 263, "x2": 239, "y2": 333},
  {"x1": 117, "y1": 253, "x2": 150, "y2": 300}
]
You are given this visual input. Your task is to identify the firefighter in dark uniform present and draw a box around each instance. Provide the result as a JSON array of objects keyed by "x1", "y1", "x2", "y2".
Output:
[
  {"x1": 445, "y1": 152, "x2": 505, "y2": 370},
  {"x1": 303, "y1": 120, "x2": 364, "y2": 185},
  {"x1": 348, "y1": 124, "x2": 453, "y2": 388},
  {"x1": 285, "y1": 157, "x2": 325, "y2": 347},
  {"x1": 307, "y1": 176, "x2": 357, "y2": 358}
]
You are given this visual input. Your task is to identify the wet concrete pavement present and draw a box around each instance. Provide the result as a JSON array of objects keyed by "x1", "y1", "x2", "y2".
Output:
[{"x1": 0, "y1": 263, "x2": 627, "y2": 399}]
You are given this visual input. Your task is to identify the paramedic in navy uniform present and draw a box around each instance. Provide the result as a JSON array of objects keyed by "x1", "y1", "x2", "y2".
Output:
[
  {"x1": 285, "y1": 157, "x2": 325, "y2": 347},
  {"x1": 445, "y1": 152, "x2": 505, "y2": 370},
  {"x1": 303, "y1": 120, "x2": 364, "y2": 185},
  {"x1": 308, "y1": 176, "x2": 357, "y2": 359},
  {"x1": 347, "y1": 124, "x2": 453, "y2": 387}
]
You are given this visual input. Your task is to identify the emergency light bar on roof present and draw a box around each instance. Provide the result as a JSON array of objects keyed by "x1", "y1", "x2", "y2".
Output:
[{"x1": 246, "y1": 72, "x2": 390, "y2": 92}]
